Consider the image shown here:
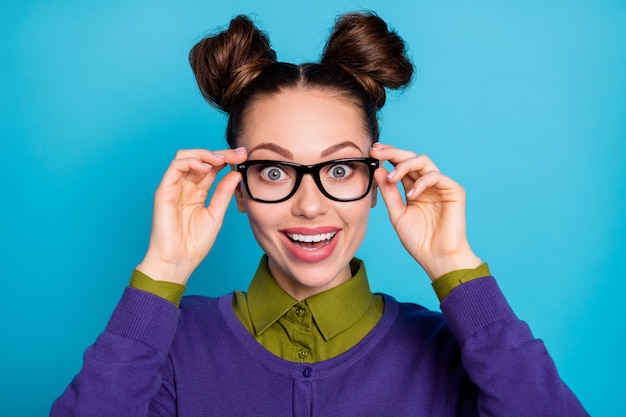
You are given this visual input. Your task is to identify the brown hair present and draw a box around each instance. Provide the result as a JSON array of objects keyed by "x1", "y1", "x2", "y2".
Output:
[{"x1": 189, "y1": 12, "x2": 413, "y2": 148}]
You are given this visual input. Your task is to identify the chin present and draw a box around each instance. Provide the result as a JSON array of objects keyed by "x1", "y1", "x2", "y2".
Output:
[{"x1": 270, "y1": 255, "x2": 354, "y2": 298}]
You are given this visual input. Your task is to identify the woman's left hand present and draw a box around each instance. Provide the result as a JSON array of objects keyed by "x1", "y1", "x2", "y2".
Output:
[{"x1": 371, "y1": 143, "x2": 482, "y2": 281}]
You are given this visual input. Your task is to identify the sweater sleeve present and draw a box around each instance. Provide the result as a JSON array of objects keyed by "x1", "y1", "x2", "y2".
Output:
[
  {"x1": 50, "y1": 287, "x2": 181, "y2": 417},
  {"x1": 440, "y1": 276, "x2": 589, "y2": 417}
]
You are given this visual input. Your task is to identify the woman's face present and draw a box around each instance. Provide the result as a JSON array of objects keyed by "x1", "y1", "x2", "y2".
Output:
[{"x1": 234, "y1": 87, "x2": 376, "y2": 300}]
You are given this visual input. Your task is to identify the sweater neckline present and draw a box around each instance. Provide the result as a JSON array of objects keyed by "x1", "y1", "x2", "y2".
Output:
[{"x1": 218, "y1": 292, "x2": 399, "y2": 381}]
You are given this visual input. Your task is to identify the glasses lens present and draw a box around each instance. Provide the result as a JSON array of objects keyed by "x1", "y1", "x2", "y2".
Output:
[
  {"x1": 320, "y1": 160, "x2": 372, "y2": 201},
  {"x1": 245, "y1": 162, "x2": 297, "y2": 201}
]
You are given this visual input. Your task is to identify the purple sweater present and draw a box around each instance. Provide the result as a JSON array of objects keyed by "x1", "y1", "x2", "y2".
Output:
[{"x1": 51, "y1": 277, "x2": 588, "y2": 416}]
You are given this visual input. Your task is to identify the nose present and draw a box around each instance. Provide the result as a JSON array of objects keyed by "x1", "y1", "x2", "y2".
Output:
[{"x1": 290, "y1": 174, "x2": 329, "y2": 219}]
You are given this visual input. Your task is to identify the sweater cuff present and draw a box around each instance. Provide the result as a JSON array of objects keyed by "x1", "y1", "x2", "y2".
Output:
[
  {"x1": 432, "y1": 263, "x2": 491, "y2": 301},
  {"x1": 106, "y1": 286, "x2": 181, "y2": 352},
  {"x1": 440, "y1": 276, "x2": 517, "y2": 346},
  {"x1": 129, "y1": 269, "x2": 186, "y2": 307}
]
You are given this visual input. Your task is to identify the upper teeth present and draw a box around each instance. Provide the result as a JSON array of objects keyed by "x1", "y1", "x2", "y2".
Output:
[{"x1": 287, "y1": 232, "x2": 337, "y2": 242}]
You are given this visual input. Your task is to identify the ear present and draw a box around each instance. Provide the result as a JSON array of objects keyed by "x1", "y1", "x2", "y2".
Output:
[
  {"x1": 234, "y1": 181, "x2": 247, "y2": 213},
  {"x1": 230, "y1": 165, "x2": 248, "y2": 213},
  {"x1": 370, "y1": 182, "x2": 378, "y2": 208}
]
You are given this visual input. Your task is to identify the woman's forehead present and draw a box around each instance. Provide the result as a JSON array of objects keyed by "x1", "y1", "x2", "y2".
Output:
[{"x1": 239, "y1": 88, "x2": 371, "y2": 160}]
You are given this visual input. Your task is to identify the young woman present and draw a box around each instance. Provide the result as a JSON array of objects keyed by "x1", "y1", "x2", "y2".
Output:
[{"x1": 51, "y1": 12, "x2": 588, "y2": 416}]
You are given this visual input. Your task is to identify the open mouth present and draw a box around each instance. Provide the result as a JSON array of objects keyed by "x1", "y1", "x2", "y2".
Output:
[{"x1": 286, "y1": 231, "x2": 337, "y2": 250}]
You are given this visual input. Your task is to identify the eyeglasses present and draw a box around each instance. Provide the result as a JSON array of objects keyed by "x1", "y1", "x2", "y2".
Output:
[{"x1": 235, "y1": 158, "x2": 379, "y2": 203}]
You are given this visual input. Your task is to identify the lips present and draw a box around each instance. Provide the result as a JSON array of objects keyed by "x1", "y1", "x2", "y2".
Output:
[{"x1": 280, "y1": 227, "x2": 340, "y2": 263}]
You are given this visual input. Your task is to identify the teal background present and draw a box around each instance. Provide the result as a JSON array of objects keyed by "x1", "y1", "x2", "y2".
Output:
[{"x1": 1, "y1": 1, "x2": 624, "y2": 415}]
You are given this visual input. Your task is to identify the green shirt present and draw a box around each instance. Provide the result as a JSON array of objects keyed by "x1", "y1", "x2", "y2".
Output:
[
  {"x1": 232, "y1": 256, "x2": 384, "y2": 362},
  {"x1": 129, "y1": 257, "x2": 490, "y2": 363}
]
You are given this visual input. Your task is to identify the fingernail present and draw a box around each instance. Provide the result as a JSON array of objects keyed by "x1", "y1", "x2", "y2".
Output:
[
  {"x1": 387, "y1": 170, "x2": 396, "y2": 179},
  {"x1": 406, "y1": 189, "x2": 415, "y2": 198},
  {"x1": 234, "y1": 147, "x2": 246, "y2": 154}
]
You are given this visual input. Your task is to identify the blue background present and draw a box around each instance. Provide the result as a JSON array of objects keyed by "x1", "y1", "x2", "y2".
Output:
[{"x1": 1, "y1": 1, "x2": 624, "y2": 415}]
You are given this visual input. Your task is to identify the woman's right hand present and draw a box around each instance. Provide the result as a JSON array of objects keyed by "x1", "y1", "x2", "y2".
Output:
[{"x1": 136, "y1": 147, "x2": 247, "y2": 285}]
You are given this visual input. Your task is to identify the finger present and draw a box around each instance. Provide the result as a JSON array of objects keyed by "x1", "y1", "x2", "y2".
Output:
[
  {"x1": 160, "y1": 146, "x2": 247, "y2": 187},
  {"x1": 371, "y1": 144, "x2": 439, "y2": 176},
  {"x1": 213, "y1": 147, "x2": 247, "y2": 164},
  {"x1": 405, "y1": 171, "x2": 463, "y2": 202},
  {"x1": 160, "y1": 158, "x2": 213, "y2": 187},
  {"x1": 174, "y1": 149, "x2": 226, "y2": 168},
  {"x1": 389, "y1": 155, "x2": 440, "y2": 180},
  {"x1": 188, "y1": 148, "x2": 247, "y2": 187},
  {"x1": 206, "y1": 170, "x2": 242, "y2": 220},
  {"x1": 175, "y1": 147, "x2": 247, "y2": 166},
  {"x1": 194, "y1": 148, "x2": 248, "y2": 190},
  {"x1": 370, "y1": 142, "x2": 417, "y2": 165},
  {"x1": 196, "y1": 166, "x2": 218, "y2": 191},
  {"x1": 188, "y1": 161, "x2": 235, "y2": 195},
  {"x1": 374, "y1": 167, "x2": 406, "y2": 224}
]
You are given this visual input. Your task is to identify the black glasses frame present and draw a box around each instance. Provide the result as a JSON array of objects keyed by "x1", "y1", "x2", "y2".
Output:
[{"x1": 235, "y1": 157, "x2": 380, "y2": 203}]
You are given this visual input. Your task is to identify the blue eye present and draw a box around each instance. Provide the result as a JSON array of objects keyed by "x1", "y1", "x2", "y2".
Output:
[
  {"x1": 260, "y1": 165, "x2": 289, "y2": 182},
  {"x1": 327, "y1": 163, "x2": 353, "y2": 179}
]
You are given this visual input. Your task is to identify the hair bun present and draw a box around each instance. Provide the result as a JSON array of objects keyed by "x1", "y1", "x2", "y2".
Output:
[
  {"x1": 189, "y1": 15, "x2": 277, "y2": 113},
  {"x1": 321, "y1": 12, "x2": 413, "y2": 108}
]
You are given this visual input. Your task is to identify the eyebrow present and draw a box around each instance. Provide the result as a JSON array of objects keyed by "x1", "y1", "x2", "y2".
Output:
[
  {"x1": 248, "y1": 141, "x2": 364, "y2": 160},
  {"x1": 248, "y1": 143, "x2": 293, "y2": 159},
  {"x1": 320, "y1": 141, "x2": 364, "y2": 158}
]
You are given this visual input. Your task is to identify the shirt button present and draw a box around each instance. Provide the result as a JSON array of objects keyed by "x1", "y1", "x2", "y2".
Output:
[
  {"x1": 302, "y1": 367, "x2": 313, "y2": 378},
  {"x1": 298, "y1": 349, "x2": 309, "y2": 359},
  {"x1": 295, "y1": 307, "x2": 306, "y2": 317}
]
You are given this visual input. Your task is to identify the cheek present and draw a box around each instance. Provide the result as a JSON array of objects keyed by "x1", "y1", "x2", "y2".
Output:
[
  {"x1": 243, "y1": 209, "x2": 273, "y2": 252},
  {"x1": 243, "y1": 201, "x2": 283, "y2": 238},
  {"x1": 339, "y1": 201, "x2": 372, "y2": 232}
]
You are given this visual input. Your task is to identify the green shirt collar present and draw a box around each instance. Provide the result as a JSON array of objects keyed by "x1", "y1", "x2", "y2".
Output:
[{"x1": 247, "y1": 255, "x2": 374, "y2": 341}]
